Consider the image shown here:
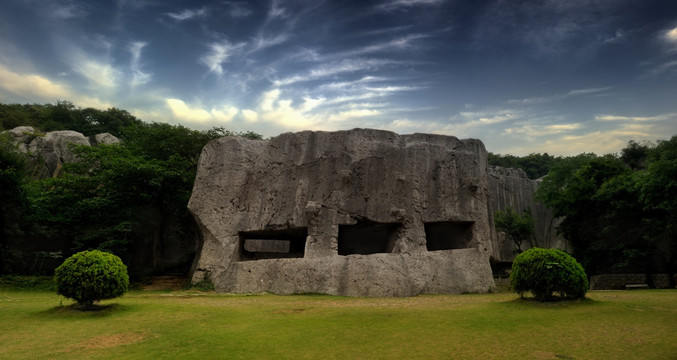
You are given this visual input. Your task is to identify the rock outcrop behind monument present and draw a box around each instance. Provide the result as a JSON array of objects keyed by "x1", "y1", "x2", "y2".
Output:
[
  {"x1": 189, "y1": 129, "x2": 496, "y2": 296},
  {"x1": 2, "y1": 126, "x2": 121, "y2": 178},
  {"x1": 487, "y1": 166, "x2": 569, "y2": 262}
]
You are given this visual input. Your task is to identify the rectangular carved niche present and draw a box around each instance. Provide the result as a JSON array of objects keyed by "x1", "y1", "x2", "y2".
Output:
[
  {"x1": 338, "y1": 220, "x2": 401, "y2": 256},
  {"x1": 239, "y1": 228, "x2": 307, "y2": 261},
  {"x1": 424, "y1": 221, "x2": 474, "y2": 251}
]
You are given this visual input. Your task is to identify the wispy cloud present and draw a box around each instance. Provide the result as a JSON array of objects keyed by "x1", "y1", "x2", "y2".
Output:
[
  {"x1": 51, "y1": 2, "x2": 88, "y2": 19},
  {"x1": 377, "y1": 0, "x2": 445, "y2": 12},
  {"x1": 504, "y1": 122, "x2": 584, "y2": 137},
  {"x1": 72, "y1": 57, "x2": 119, "y2": 89},
  {"x1": 165, "y1": 98, "x2": 238, "y2": 123},
  {"x1": 602, "y1": 29, "x2": 626, "y2": 44},
  {"x1": 249, "y1": 34, "x2": 289, "y2": 53},
  {"x1": 507, "y1": 87, "x2": 610, "y2": 105},
  {"x1": 339, "y1": 34, "x2": 430, "y2": 57},
  {"x1": 273, "y1": 58, "x2": 399, "y2": 86},
  {"x1": 268, "y1": 0, "x2": 286, "y2": 18},
  {"x1": 166, "y1": 8, "x2": 206, "y2": 21},
  {"x1": 128, "y1": 41, "x2": 151, "y2": 87},
  {"x1": 224, "y1": 2, "x2": 253, "y2": 17},
  {"x1": 199, "y1": 41, "x2": 246, "y2": 76},
  {"x1": 647, "y1": 60, "x2": 677, "y2": 76},
  {"x1": 595, "y1": 113, "x2": 677, "y2": 122}
]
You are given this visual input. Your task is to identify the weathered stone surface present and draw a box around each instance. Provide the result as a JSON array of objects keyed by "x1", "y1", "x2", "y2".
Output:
[
  {"x1": 91, "y1": 132, "x2": 122, "y2": 146},
  {"x1": 487, "y1": 166, "x2": 570, "y2": 262},
  {"x1": 2, "y1": 126, "x2": 121, "y2": 178},
  {"x1": 27, "y1": 130, "x2": 91, "y2": 178},
  {"x1": 1, "y1": 126, "x2": 36, "y2": 152},
  {"x1": 189, "y1": 128, "x2": 496, "y2": 296}
]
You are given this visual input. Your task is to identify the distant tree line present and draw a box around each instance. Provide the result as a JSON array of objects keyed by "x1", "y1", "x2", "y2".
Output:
[
  {"x1": 488, "y1": 152, "x2": 559, "y2": 179},
  {"x1": 0, "y1": 102, "x2": 261, "y2": 276}
]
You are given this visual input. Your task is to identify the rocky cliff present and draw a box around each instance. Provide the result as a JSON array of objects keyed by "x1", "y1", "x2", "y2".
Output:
[{"x1": 487, "y1": 165, "x2": 569, "y2": 262}]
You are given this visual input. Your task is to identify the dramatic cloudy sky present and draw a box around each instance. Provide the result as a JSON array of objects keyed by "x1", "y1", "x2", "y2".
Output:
[{"x1": 1, "y1": 0, "x2": 676, "y2": 155}]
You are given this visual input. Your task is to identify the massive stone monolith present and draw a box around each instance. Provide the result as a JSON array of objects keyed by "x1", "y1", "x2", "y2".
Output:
[{"x1": 188, "y1": 129, "x2": 496, "y2": 296}]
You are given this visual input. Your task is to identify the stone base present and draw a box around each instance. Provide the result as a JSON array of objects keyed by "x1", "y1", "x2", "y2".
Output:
[{"x1": 200, "y1": 248, "x2": 495, "y2": 297}]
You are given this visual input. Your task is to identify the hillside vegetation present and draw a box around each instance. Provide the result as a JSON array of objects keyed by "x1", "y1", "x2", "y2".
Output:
[{"x1": 1, "y1": 102, "x2": 676, "y2": 278}]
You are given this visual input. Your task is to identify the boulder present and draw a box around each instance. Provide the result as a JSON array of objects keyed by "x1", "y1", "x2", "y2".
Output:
[
  {"x1": 27, "y1": 130, "x2": 91, "y2": 178},
  {"x1": 1, "y1": 126, "x2": 37, "y2": 152},
  {"x1": 91, "y1": 132, "x2": 122, "y2": 146},
  {"x1": 188, "y1": 129, "x2": 496, "y2": 296},
  {"x1": 1, "y1": 127, "x2": 122, "y2": 178}
]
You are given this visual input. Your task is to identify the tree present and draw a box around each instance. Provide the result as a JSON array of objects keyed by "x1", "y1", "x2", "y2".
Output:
[
  {"x1": 23, "y1": 121, "x2": 261, "y2": 274},
  {"x1": 637, "y1": 136, "x2": 677, "y2": 274},
  {"x1": 0, "y1": 134, "x2": 29, "y2": 273},
  {"x1": 494, "y1": 207, "x2": 534, "y2": 253},
  {"x1": 54, "y1": 250, "x2": 129, "y2": 310},
  {"x1": 510, "y1": 248, "x2": 588, "y2": 301},
  {"x1": 537, "y1": 139, "x2": 677, "y2": 275},
  {"x1": 620, "y1": 140, "x2": 650, "y2": 170}
]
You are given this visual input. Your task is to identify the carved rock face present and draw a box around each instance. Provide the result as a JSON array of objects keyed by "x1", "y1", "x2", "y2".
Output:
[{"x1": 188, "y1": 129, "x2": 496, "y2": 296}]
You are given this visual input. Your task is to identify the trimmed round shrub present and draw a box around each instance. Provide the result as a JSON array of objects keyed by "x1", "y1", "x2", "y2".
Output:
[
  {"x1": 54, "y1": 250, "x2": 129, "y2": 309},
  {"x1": 510, "y1": 248, "x2": 588, "y2": 301}
]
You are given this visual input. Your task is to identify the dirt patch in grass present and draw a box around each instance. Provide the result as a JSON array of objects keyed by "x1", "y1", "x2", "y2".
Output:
[
  {"x1": 64, "y1": 332, "x2": 147, "y2": 351},
  {"x1": 138, "y1": 276, "x2": 187, "y2": 291}
]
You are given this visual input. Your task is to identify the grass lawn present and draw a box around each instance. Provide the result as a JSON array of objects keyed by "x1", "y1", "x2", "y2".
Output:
[{"x1": 1, "y1": 281, "x2": 676, "y2": 359}]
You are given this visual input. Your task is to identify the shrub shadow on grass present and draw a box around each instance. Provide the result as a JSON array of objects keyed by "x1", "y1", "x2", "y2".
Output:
[
  {"x1": 35, "y1": 303, "x2": 130, "y2": 318},
  {"x1": 505, "y1": 296, "x2": 597, "y2": 308}
]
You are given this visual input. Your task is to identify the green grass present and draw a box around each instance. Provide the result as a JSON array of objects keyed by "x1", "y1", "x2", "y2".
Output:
[{"x1": 1, "y1": 283, "x2": 676, "y2": 359}]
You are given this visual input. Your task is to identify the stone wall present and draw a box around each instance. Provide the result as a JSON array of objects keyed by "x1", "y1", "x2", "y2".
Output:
[
  {"x1": 590, "y1": 274, "x2": 675, "y2": 290},
  {"x1": 189, "y1": 129, "x2": 496, "y2": 296}
]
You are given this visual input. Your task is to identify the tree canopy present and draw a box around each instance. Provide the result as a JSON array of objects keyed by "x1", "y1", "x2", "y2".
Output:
[
  {"x1": 537, "y1": 138, "x2": 677, "y2": 275},
  {"x1": 494, "y1": 207, "x2": 534, "y2": 253},
  {"x1": 0, "y1": 102, "x2": 262, "y2": 275},
  {"x1": 488, "y1": 152, "x2": 560, "y2": 179}
]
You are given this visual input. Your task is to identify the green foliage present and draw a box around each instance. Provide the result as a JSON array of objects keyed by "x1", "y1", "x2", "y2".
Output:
[
  {"x1": 0, "y1": 275, "x2": 57, "y2": 291},
  {"x1": 54, "y1": 250, "x2": 129, "y2": 309},
  {"x1": 0, "y1": 133, "x2": 27, "y2": 203},
  {"x1": 537, "y1": 138, "x2": 677, "y2": 275},
  {"x1": 494, "y1": 207, "x2": 534, "y2": 252},
  {"x1": 2, "y1": 101, "x2": 264, "y2": 275},
  {"x1": 488, "y1": 152, "x2": 559, "y2": 179},
  {"x1": 621, "y1": 140, "x2": 650, "y2": 170},
  {"x1": 510, "y1": 248, "x2": 588, "y2": 301},
  {"x1": 0, "y1": 101, "x2": 143, "y2": 137},
  {"x1": 0, "y1": 135, "x2": 29, "y2": 273}
]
